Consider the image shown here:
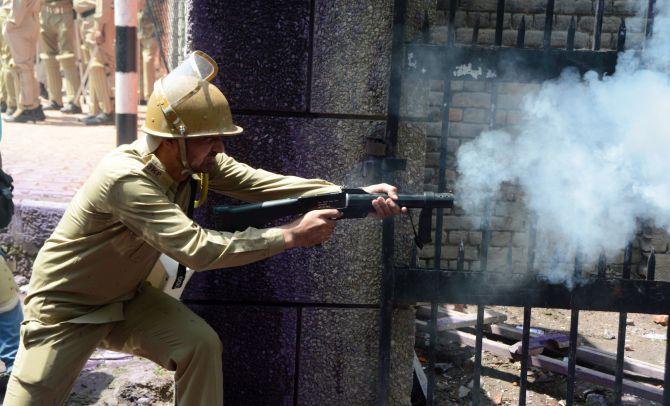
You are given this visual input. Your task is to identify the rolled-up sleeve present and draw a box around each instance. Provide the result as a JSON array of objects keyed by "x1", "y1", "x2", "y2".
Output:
[
  {"x1": 108, "y1": 175, "x2": 286, "y2": 271},
  {"x1": 209, "y1": 154, "x2": 341, "y2": 201}
]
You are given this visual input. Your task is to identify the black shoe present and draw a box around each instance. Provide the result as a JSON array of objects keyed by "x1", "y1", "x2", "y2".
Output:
[
  {"x1": 39, "y1": 82, "x2": 49, "y2": 99},
  {"x1": 32, "y1": 105, "x2": 46, "y2": 121},
  {"x1": 60, "y1": 102, "x2": 82, "y2": 114},
  {"x1": 139, "y1": 99, "x2": 147, "y2": 106},
  {"x1": 83, "y1": 112, "x2": 114, "y2": 126},
  {"x1": 43, "y1": 100, "x2": 63, "y2": 111}
]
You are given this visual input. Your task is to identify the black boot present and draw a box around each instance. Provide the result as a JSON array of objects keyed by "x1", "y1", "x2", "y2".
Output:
[
  {"x1": 32, "y1": 105, "x2": 46, "y2": 121},
  {"x1": 4, "y1": 108, "x2": 35, "y2": 123},
  {"x1": 43, "y1": 100, "x2": 63, "y2": 111},
  {"x1": 60, "y1": 102, "x2": 82, "y2": 114},
  {"x1": 83, "y1": 112, "x2": 114, "y2": 126}
]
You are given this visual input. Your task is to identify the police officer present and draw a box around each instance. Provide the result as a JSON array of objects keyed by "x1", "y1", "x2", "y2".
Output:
[
  {"x1": 39, "y1": 0, "x2": 81, "y2": 114},
  {"x1": 138, "y1": 0, "x2": 157, "y2": 104},
  {"x1": 3, "y1": 0, "x2": 45, "y2": 123},
  {"x1": 3, "y1": 51, "x2": 403, "y2": 404},
  {"x1": 75, "y1": 0, "x2": 113, "y2": 125},
  {"x1": 0, "y1": 0, "x2": 19, "y2": 116}
]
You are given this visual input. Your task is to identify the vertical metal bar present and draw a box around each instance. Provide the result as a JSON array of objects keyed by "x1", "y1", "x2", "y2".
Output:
[
  {"x1": 665, "y1": 323, "x2": 670, "y2": 405},
  {"x1": 648, "y1": 248, "x2": 656, "y2": 281},
  {"x1": 457, "y1": 240, "x2": 465, "y2": 272},
  {"x1": 427, "y1": 302, "x2": 438, "y2": 406},
  {"x1": 617, "y1": 18, "x2": 627, "y2": 52},
  {"x1": 567, "y1": 16, "x2": 576, "y2": 51},
  {"x1": 421, "y1": 10, "x2": 430, "y2": 43},
  {"x1": 646, "y1": 0, "x2": 656, "y2": 40},
  {"x1": 543, "y1": 0, "x2": 555, "y2": 50},
  {"x1": 494, "y1": 0, "x2": 505, "y2": 46},
  {"x1": 519, "y1": 217, "x2": 537, "y2": 405},
  {"x1": 597, "y1": 252, "x2": 606, "y2": 278},
  {"x1": 566, "y1": 253, "x2": 583, "y2": 406},
  {"x1": 472, "y1": 14, "x2": 480, "y2": 45},
  {"x1": 613, "y1": 243, "x2": 633, "y2": 406},
  {"x1": 516, "y1": 16, "x2": 526, "y2": 48},
  {"x1": 593, "y1": 0, "x2": 605, "y2": 51},
  {"x1": 425, "y1": 2, "x2": 456, "y2": 404},
  {"x1": 472, "y1": 203, "x2": 491, "y2": 406},
  {"x1": 377, "y1": 1, "x2": 406, "y2": 404}
]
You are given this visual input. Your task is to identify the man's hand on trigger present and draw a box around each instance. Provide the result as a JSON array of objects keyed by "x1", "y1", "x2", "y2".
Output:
[
  {"x1": 280, "y1": 209, "x2": 342, "y2": 249},
  {"x1": 361, "y1": 183, "x2": 408, "y2": 220}
]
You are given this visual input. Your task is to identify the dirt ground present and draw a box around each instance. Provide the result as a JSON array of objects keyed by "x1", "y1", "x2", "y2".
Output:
[{"x1": 416, "y1": 306, "x2": 667, "y2": 405}]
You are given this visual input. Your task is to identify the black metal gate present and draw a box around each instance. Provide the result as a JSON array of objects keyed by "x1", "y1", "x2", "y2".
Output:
[{"x1": 379, "y1": 0, "x2": 670, "y2": 405}]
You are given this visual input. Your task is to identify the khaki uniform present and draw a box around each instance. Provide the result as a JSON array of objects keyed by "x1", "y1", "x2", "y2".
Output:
[
  {"x1": 75, "y1": 0, "x2": 115, "y2": 116},
  {"x1": 0, "y1": 0, "x2": 19, "y2": 110},
  {"x1": 3, "y1": 0, "x2": 41, "y2": 109},
  {"x1": 39, "y1": 0, "x2": 80, "y2": 106},
  {"x1": 5, "y1": 137, "x2": 339, "y2": 404},
  {"x1": 0, "y1": 255, "x2": 18, "y2": 313},
  {"x1": 138, "y1": 0, "x2": 157, "y2": 101},
  {"x1": 74, "y1": 0, "x2": 112, "y2": 115}
]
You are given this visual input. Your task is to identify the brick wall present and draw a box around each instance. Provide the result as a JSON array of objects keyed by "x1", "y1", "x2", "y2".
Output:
[{"x1": 410, "y1": 0, "x2": 670, "y2": 280}]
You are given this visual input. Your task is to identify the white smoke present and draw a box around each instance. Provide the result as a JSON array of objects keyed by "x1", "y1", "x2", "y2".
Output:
[{"x1": 456, "y1": 0, "x2": 670, "y2": 283}]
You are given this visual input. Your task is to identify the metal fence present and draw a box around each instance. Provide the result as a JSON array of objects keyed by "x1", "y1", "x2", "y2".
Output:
[
  {"x1": 146, "y1": 0, "x2": 187, "y2": 72},
  {"x1": 379, "y1": 0, "x2": 670, "y2": 405}
]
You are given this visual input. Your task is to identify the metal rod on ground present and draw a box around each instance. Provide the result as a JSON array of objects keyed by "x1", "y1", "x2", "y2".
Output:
[
  {"x1": 614, "y1": 242, "x2": 632, "y2": 406},
  {"x1": 567, "y1": 253, "x2": 583, "y2": 406},
  {"x1": 494, "y1": 0, "x2": 505, "y2": 46},
  {"x1": 427, "y1": 302, "x2": 438, "y2": 406},
  {"x1": 115, "y1": 0, "x2": 139, "y2": 146},
  {"x1": 519, "y1": 216, "x2": 537, "y2": 405},
  {"x1": 648, "y1": 248, "x2": 656, "y2": 281},
  {"x1": 593, "y1": 0, "x2": 605, "y2": 51},
  {"x1": 543, "y1": 0, "x2": 555, "y2": 50}
]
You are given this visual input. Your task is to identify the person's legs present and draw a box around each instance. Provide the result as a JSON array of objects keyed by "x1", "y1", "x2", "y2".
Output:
[
  {"x1": 0, "y1": 301, "x2": 22, "y2": 371},
  {"x1": 4, "y1": 320, "x2": 110, "y2": 405},
  {"x1": 4, "y1": 13, "x2": 40, "y2": 110},
  {"x1": 103, "y1": 285, "x2": 224, "y2": 405}
]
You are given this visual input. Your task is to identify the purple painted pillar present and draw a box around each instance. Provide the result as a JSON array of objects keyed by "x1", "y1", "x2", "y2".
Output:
[{"x1": 184, "y1": 1, "x2": 425, "y2": 404}]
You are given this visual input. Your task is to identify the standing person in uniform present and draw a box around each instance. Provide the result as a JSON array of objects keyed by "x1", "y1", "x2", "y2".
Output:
[
  {"x1": 3, "y1": 51, "x2": 404, "y2": 405},
  {"x1": 3, "y1": 0, "x2": 45, "y2": 123},
  {"x1": 137, "y1": 0, "x2": 157, "y2": 105},
  {"x1": 78, "y1": 0, "x2": 112, "y2": 125},
  {"x1": 0, "y1": 0, "x2": 20, "y2": 116},
  {"x1": 39, "y1": 0, "x2": 82, "y2": 114}
]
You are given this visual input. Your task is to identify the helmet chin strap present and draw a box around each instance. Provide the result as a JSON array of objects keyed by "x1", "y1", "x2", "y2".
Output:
[{"x1": 177, "y1": 127, "x2": 193, "y2": 176}]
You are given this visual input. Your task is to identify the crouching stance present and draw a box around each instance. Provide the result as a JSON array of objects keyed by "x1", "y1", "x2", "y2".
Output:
[{"x1": 4, "y1": 52, "x2": 402, "y2": 405}]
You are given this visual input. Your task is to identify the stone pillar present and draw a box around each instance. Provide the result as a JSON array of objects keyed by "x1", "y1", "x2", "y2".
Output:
[{"x1": 185, "y1": 1, "x2": 425, "y2": 403}]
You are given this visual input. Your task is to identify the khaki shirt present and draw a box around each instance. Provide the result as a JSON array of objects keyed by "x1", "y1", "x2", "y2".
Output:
[
  {"x1": 24, "y1": 137, "x2": 339, "y2": 324},
  {"x1": 0, "y1": 256, "x2": 18, "y2": 312}
]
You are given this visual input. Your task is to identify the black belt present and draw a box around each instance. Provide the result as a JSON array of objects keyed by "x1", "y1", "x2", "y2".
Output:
[{"x1": 80, "y1": 9, "x2": 95, "y2": 18}]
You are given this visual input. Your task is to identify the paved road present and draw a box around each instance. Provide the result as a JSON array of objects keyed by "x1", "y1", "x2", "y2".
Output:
[{"x1": 1, "y1": 108, "x2": 146, "y2": 203}]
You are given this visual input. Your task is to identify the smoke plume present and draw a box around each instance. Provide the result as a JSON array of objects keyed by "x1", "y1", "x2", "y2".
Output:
[{"x1": 456, "y1": 1, "x2": 670, "y2": 283}]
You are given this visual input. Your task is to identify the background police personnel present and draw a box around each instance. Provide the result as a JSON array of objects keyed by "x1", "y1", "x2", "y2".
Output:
[
  {"x1": 0, "y1": 0, "x2": 19, "y2": 116},
  {"x1": 75, "y1": 0, "x2": 113, "y2": 125},
  {"x1": 39, "y1": 0, "x2": 81, "y2": 114},
  {"x1": 3, "y1": 51, "x2": 403, "y2": 405},
  {"x1": 3, "y1": 0, "x2": 44, "y2": 123},
  {"x1": 137, "y1": 0, "x2": 157, "y2": 104}
]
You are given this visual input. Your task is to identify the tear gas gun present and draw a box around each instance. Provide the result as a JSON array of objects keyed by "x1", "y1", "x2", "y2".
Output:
[
  {"x1": 149, "y1": 189, "x2": 454, "y2": 300},
  {"x1": 212, "y1": 189, "x2": 455, "y2": 247}
]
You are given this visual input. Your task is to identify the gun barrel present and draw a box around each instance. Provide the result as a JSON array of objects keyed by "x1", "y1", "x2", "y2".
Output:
[{"x1": 347, "y1": 192, "x2": 454, "y2": 208}]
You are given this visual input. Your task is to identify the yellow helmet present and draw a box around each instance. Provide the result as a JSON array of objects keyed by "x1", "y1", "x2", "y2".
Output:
[{"x1": 141, "y1": 50, "x2": 243, "y2": 138}]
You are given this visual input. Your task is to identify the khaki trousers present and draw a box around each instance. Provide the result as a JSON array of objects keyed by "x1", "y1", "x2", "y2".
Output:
[
  {"x1": 3, "y1": 10, "x2": 40, "y2": 109},
  {"x1": 39, "y1": 4, "x2": 80, "y2": 105},
  {"x1": 4, "y1": 285, "x2": 224, "y2": 406}
]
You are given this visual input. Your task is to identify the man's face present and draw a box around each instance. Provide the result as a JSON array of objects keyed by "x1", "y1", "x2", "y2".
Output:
[{"x1": 186, "y1": 136, "x2": 225, "y2": 173}]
